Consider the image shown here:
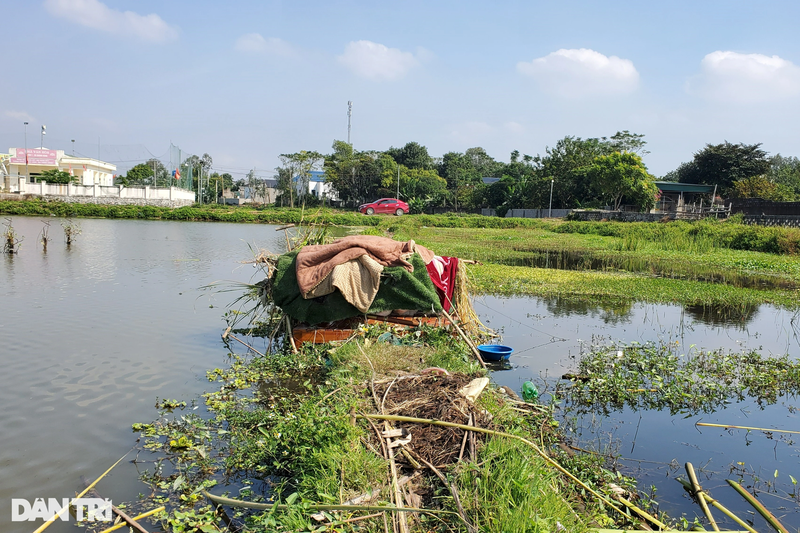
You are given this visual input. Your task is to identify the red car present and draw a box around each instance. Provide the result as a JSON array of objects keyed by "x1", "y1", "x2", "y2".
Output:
[{"x1": 359, "y1": 198, "x2": 409, "y2": 216}]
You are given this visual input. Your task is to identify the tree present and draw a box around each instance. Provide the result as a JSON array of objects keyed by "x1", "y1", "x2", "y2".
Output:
[
  {"x1": 278, "y1": 150, "x2": 324, "y2": 208},
  {"x1": 532, "y1": 136, "x2": 610, "y2": 208},
  {"x1": 39, "y1": 169, "x2": 74, "y2": 184},
  {"x1": 145, "y1": 159, "x2": 169, "y2": 186},
  {"x1": 677, "y1": 142, "x2": 770, "y2": 192},
  {"x1": 275, "y1": 168, "x2": 293, "y2": 206},
  {"x1": 464, "y1": 147, "x2": 503, "y2": 178},
  {"x1": 609, "y1": 130, "x2": 649, "y2": 156},
  {"x1": 386, "y1": 142, "x2": 433, "y2": 170},
  {"x1": 767, "y1": 154, "x2": 800, "y2": 199},
  {"x1": 582, "y1": 152, "x2": 658, "y2": 211},
  {"x1": 122, "y1": 163, "x2": 154, "y2": 186}
]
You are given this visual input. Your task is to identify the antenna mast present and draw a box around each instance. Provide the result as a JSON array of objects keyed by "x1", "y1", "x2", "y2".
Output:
[{"x1": 347, "y1": 101, "x2": 352, "y2": 146}]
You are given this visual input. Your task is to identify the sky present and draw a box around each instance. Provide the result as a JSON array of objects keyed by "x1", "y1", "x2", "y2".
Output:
[{"x1": 3, "y1": 0, "x2": 800, "y2": 179}]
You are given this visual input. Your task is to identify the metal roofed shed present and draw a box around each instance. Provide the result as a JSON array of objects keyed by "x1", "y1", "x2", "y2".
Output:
[{"x1": 654, "y1": 181, "x2": 727, "y2": 218}]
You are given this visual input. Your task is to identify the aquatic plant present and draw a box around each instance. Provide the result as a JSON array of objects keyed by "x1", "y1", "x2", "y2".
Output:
[
  {"x1": 62, "y1": 218, "x2": 81, "y2": 245},
  {"x1": 559, "y1": 341, "x2": 800, "y2": 416},
  {"x1": 2, "y1": 218, "x2": 22, "y2": 254},
  {"x1": 39, "y1": 220, "x2": 50, "y2": 252}
]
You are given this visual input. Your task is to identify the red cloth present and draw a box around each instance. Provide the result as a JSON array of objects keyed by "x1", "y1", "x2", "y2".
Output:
[{"x1": 425, "y1": 256, "x2": 458, "y2": 312}]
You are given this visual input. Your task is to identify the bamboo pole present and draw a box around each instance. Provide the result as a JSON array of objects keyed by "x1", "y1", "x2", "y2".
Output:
[
  {"x1": 441, "y1": 309, "x2": 486, "y2": 368},
  {"x1": 685, "y1": 462, "x2": 719, "y2": 531},
  {"x1": 357, "y1": 413, "x2": 627, "y2": 519},
  {"x1": 84, "y1": 486, "x2": 149, "y2": 533},
  {"x1": 285, "y1": 315, "x2": 298, "y2": 353},
  {"x1": 33, "y1": 448, "x2": 133, "y2": 533},
  {"x1": 676, "y1": 478, "x2": 757, "y2": 533},
  {"x1": 385, "y1": 423, "x2": 409, "y2": 533},
  {"x1": 98, "y1": 507, "x2": 165, "y2": 533},
  {"x1": 615, "y1": 496, "x2": 671, "y2": 531},
  {"x1": 202, "y1": 490, "x2": 461, "y2": 518},
  {"x1": 726, "y1": 479, "x2": 789, "y2": 533},
  {"x1": 226, "y1": 333, "x2": 266, "y2": 357},
  {"x1": 696, "y1": 422, "x2": 800, "y2": 435}
]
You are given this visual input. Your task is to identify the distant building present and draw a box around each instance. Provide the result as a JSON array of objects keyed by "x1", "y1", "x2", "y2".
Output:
[
  {"x1": 294, "y1": 170, "x2": 339, "y2": 202},
  {"x1": 4, "y1": 147, "x2": 115, "y2": 189},
  {"x1": 654, "y1": 181, "x2": 716, "y2": 213}
]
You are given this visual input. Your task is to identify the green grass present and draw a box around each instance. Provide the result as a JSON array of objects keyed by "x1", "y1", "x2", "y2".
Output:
[
  {"x1": 6, "y1": 199, "x2": 799, "y2": 308},
  {"x1": 134, "y1": 324, "x2": 637, "y2": 531},
  {"x1": 454, "y1": 437, "x2": 590, "y2": 532}
]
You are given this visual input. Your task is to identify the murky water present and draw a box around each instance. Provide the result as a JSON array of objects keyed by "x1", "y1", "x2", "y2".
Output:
[
  {"x1": 2, "y1": 217, "x2": 798, "y2": 531},
  {"x1": 476, "y1": 295, "x2": 800, "y2": 529},
  {"x1": 0, "y1": 216, "x2": 287, "y2": 533}
]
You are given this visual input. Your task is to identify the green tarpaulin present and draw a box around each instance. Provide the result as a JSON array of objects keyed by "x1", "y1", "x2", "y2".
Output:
[{"x1": 273, "y1": 250, "x2": 442, "y2": 325}]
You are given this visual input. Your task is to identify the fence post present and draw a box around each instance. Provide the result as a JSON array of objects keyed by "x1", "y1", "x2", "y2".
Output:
[{"x1": 41, "y1": 180, "x2": 46, "y2": 196}]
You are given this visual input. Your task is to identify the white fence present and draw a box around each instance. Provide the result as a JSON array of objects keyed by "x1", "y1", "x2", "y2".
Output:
[{"x1": 16, "y1": 181, "x2": 196, "y2": 207}]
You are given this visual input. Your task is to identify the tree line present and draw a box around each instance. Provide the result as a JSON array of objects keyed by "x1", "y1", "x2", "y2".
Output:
[
  {"x1": 116, "y1": 133, "x2": 800, "y2": 212},
  {"x1": 277, "y1": 132, "x2": 800, "y2": 213}
]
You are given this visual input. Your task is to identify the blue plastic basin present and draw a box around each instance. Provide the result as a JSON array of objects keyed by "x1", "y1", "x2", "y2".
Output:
[{"x1": 477, "y1": 344, "x2": 513, "y2": 362}]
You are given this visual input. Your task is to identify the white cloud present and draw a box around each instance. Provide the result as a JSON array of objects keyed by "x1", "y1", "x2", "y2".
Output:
[
  {"x1": 517, "y1": 48, "x2": 639, "y2": 98},
  {"x1": 234, "y1": 34, "x2": 296, "y2": 57},
  {"x1": 44, "y1": 0, "x2": 178, "y2": 44},
  {"x1": 5, "y1": 111, "x2": 36, "y2": 123},
  {"x1": 688, "y1": 51, "x2": 800, "y2": 103},
  {"x1": 504, "y1": 121, "x2": 525, "y2": 134},
  {"x1": 337, "y1": 40, "x2": 419, "y2": 81}
]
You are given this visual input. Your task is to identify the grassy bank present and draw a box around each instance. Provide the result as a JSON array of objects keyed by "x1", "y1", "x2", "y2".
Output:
[
  {"x1": 386, "y1": 226, "x2": 800, "y2": 310},
  {"x1": 0, "y1": 199, "x2": 378, "y2": 227},
  {"x1": 129, "y1": 324, "x2": 648, "y2": 532},
  {"x1": 5, "y1": 199, "x2": 798, "y2": 309}
]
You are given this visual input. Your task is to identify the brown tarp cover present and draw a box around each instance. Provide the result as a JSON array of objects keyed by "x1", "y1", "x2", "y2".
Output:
[{"x1": 296, "y1": 235, "x2": 434, "y2": 297}]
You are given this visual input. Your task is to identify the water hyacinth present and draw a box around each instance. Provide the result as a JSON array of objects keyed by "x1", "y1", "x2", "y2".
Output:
[{"x1": 559, "y1": 341, "x2": 800, "y2": 416}]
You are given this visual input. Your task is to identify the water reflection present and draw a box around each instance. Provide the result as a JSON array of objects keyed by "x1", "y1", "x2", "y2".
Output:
[
  {"x1": 683, "y1": 302, "x2": 761, "y2": 327},
  {"x1": 478, "y1": 294, "x2": 800, "y2": 531},
  {"x1": 0, "y1": 216, "x2": 287, "y2": 533},
  {"x1": 539, "y1": 296, "x2": 635, "y2": 324}
]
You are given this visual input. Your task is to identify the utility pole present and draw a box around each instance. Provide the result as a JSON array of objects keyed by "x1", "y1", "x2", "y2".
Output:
[
  {"x1": 153, "y1": 159, "x2": 157, "y2": 188},
  {"x1": 347, "y1": 101, "x2": 352, "y2": 146},
  {"x1": 23, "y1": 122, "x2": 29, "y2": 183},
  {"x1": 71, "y1": 139, "x2": 75, "y2": 156},
  {"x1": 41, "y1": 125, "x2": 46, "y2": 148},
  {"x1": 548, "y1": 179, "x2": 554, "y2": 218}
]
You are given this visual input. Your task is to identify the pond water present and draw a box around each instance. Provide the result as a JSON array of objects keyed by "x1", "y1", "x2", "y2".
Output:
[
  {"x1": 476, "y1": 296, "x2": 800, "y2": 530},
  {"x1": 0, "y1": 216, "x2": 287, "y2": 533},
  {"x1": 2, "y1": 216, "x2": 798, "y2": 532}
]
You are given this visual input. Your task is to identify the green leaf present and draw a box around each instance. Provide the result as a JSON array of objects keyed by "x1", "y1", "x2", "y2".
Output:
[{"x1": 285, "y1": 492, "x2": 299, "y2": 505}]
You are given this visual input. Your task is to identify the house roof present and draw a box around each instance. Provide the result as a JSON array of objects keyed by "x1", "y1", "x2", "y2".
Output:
[
  {"x1": 655, "y1": 181, "x2": 715, "y2": 193},
  {"x1": 293, "y1": 170, "x2": 327, "y2": 182}
]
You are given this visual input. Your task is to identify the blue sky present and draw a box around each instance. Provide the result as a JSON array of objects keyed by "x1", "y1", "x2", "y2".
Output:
[{"x1": 3, "y1": 0, "x2": 800, "y2": 179}]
